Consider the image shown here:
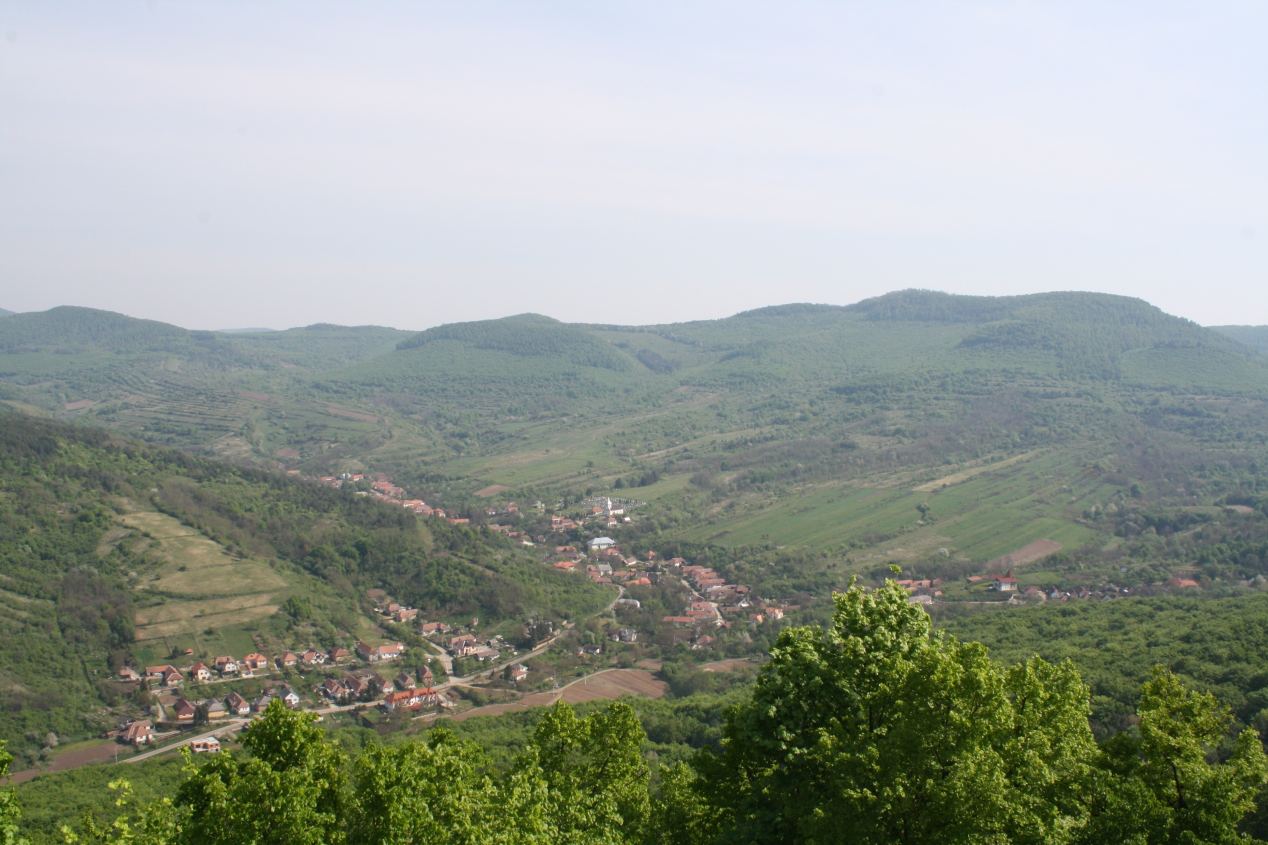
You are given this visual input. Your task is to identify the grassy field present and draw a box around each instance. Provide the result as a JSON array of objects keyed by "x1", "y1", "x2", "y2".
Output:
[
  {"x1": 122, "y1": 510, "x2": 291, "y2": 645},
  {"x1": 674, "y1": 446, "x2": 1109, "y2": 566}
]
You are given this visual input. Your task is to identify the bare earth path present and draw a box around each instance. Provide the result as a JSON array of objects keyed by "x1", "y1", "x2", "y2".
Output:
[{"x1": 449, "y1": 668, "x2": 666, "y2": 722}]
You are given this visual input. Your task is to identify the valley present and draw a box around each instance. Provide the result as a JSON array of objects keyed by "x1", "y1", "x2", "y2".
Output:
[{"x1": 2, "y1": 291, "x2": 1268, "y2": 841}]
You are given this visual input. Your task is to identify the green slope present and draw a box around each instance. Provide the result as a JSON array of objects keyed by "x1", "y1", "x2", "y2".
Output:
[
  {"x1": 0, "y1": 410, "x2": 609, "y2": 766},
  {"x1": 3, "y1": 291, "x2": 1267, "y2": 574},
  {"x1": 1213, "y1": 324, "x2": 1268, "y2": 352}
]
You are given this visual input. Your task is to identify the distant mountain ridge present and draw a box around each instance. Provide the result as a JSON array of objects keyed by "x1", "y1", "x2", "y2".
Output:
[
  {"x1": 0, "y1": 305, "x2": 196, "y2": 353},
  {"x1": 3, "y1": 290, "x2": 1268, "y2": 473},
  {"x1": 1213, "y1": 325, "x2": 1268, "y2": 352},
  {"x1": 0, "y1": 308, "x2": 14, "y2": 317}
]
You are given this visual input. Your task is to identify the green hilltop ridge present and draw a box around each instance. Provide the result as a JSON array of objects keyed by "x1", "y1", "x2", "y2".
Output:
[
  {"x1": 2, "y1": 290, "x2": 1267, "y2": 576},
  {"x1": 1214, "y1": 324, "x2": 1268, "y2": 352}
]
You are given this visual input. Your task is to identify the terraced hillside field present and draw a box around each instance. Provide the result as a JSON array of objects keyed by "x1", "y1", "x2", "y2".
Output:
[{"x1": 122, "y1": 511, "x2": 290, "y2": 646}]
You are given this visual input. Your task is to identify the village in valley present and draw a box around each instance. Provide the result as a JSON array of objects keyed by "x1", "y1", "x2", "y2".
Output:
[
  {"x1": 102, "y1": 470, "x2": 798, "y2": 762},
  {"x1": 100, "y1": 464, "x2": 1215, "y2": 765}
]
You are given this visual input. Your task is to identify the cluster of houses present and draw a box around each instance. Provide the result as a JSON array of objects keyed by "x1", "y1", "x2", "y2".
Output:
[
  {"x1": 112, "y1": 680, "x2": 303, "y2": 746},
  {"x1": 368, "y1": 591, "x2": 421, "y2": 625},
  {"x1": 413, "y1": 627, "x2": 527, "y2": 681},
  {"x1": 125, "y1": 652, "x2": 274, "y2": 686},
  {"x1": 897, "y1": 578, "x2": 946, "y2": 605},
  {"x1": 554, "y1": 546, "x2": 655, "y2": 588},
  {"x1": 309, "y1": 472, "x2": 450, "y2": 518},
  {"x1": 442, "y1": 633, "x2": 527, "y2": 674},
  {"x1": 118, "y1": 640, "x2": 405, "y2": 712},
  {"x1": 318, "y1": 664, "x2": 452, "y2": 712},
  {"x1": 551, "y1": 498, "x2": 634, "y2": 534},
  {"x1": 126, "y1": 641, "x2": 408, "y2": 689},
  {"x1": 669, "y1": 561, "x2": 783, "y2": 628},
  {"x1": 174, "y1": 684, "x2": 300, "y2": 724},
  {"x1": 554, "y1": 540, "x2": 792, "y2": 649},
  {"x1": 892, "y1": 569, "x2": 1207, "y2": 607}
]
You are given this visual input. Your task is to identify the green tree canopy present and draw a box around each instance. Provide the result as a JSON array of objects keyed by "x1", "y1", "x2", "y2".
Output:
[{"x1": 698, "y1": 575, "x2": 1096, "y2": 844}]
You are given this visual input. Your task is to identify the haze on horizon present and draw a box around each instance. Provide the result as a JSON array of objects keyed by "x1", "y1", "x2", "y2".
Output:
[{"x1": 1, "y1": 2, "x2": 1265, "y2": 332}]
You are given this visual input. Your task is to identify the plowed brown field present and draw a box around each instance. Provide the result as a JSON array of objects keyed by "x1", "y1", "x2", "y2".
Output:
[{"x1": 448, "y1": 669, "x2": 666, "y2": 723}]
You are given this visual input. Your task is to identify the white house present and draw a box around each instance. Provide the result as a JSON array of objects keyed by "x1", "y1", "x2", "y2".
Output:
[{"x1": 588, "y1": 537, "x2": 616, "y2": 552}]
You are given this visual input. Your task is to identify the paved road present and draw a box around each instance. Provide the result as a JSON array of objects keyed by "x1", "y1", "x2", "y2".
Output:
[
  {"x1": 125, "y1": 720, "x2": 249, "y2": 763},
  {"x1": 443, "y1": 585, "x2": 623, "y2": 687},
  {"x1": 100, "y1": 585, "x2": 629, "y2": 769}
]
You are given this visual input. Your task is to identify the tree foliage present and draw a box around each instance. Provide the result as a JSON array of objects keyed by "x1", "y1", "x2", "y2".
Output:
[{"x1": 48, "y1": 582, "x2": 1268, "y2": 845}]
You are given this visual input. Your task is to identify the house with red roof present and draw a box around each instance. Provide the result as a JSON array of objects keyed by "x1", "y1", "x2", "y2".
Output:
[
  {"x1": 992, "y1": 571, "x2": 1018, "y2": 592},
  {"x1": 225, "y1": 692, "x2": 250, "y2": 716},
  {"x1": 172, "y1": 699, "x2": 198, "y2": 722},
  {"x1": 121, "y1": 720, "x2": 155, "y2": 746}
]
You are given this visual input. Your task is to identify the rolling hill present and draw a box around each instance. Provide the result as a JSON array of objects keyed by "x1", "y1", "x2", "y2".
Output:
[
  {"x1": 0, "y1": 410, "x2": 610, "y2": 765},
  {"x1": 1214, "y1": 324, "x2": 1268, "y2": 352},
  {"x1": 2, "y1": 290, "x2": 1267, "y2": 594}
]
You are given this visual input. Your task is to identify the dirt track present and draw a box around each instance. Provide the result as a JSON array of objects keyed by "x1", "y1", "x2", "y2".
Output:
[
  {"x1": 986, "y1": 539, "x2": 1063, "y2": 570},
  {"x1": 449, "y1": 669, "x2": 667, "y2": 722},
  {"x1": 7, "y1": 741, "x2": 130, "y2": 784}
]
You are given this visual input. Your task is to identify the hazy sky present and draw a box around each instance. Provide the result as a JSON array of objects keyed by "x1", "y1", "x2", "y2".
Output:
[{"x1": 2, "y1": 3, "x2": 1265, "y2": 331}]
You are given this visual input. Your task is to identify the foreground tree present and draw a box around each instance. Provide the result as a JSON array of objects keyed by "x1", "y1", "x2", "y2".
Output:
[
  {"x1": 0, "y1": 742, "x2": 27, "y2": 845},
  {"x1": 697, "y1": 574, "x2": 1097, "y2": 845},
  {"x1": 349, "y1": 725, "x2": 554, "y2": 845},
  {"x1": 61, "y1": 780, "x2": 181, "y2": 845},
  {"x1": 176, "y1": 701, "x2": 347, "y2": 845},
  {"x1": 525, "y1": 701, "x2": 650, "y2": 844},
  {"x1": 1080, "y1": 666, "x2": 1267, "y2": 845}
]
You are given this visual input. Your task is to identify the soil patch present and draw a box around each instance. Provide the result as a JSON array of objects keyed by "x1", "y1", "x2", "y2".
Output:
[
  {"x1": 474, "y1": 484, "x2": 512, "y2": 498},
  {"x1": 6, "y1": 741, "x2": 128, "y2": 784},
  {"x1": 326, "y1": 407, "x2": 381, "y2": 423},
  {"x1": 560, "y1": 669, "x2": 666, "y2": 704},
  {"x1": 986, "y1": 539, "x2": 1063, "y2": 570}
]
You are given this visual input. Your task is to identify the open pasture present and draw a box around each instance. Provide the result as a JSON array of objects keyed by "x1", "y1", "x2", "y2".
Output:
[
  {"x1": 678, "y1": 446, "x2": 1110, "y2": 564},
  {"x1": 122, "y1": 511, "x2": 291, "y2": 641}
]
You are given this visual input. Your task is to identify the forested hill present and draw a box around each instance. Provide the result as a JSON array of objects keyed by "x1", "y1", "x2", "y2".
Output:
[
  {"x1": 0, "y1": 306, "x2": 194, "y2": 353},
  {"x1": 4, "y1": 290, "x2": 1268, "y2": 556},
  {"x1": 330, "y1": 289, "x2": 1268, "y2": 407},
  {"x1": 0, "y1": 411, "x2": 607, "y2": 764},
  {"x1": 0, "y1": 306, "x2": 410, "y2": 370},
  {"x1": 1214, "y1": 324, "x2": 1268, "y2": 352}
]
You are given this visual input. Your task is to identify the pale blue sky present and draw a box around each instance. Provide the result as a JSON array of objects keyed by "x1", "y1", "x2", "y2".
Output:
[{"x1": 1, "y1": 2, "x2": 1265, "y2": 330}]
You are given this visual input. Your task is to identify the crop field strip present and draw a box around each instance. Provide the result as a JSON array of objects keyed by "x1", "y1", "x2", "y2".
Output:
[{"x1": 122, "y1": 511, "x2": 293, "y2": 642}]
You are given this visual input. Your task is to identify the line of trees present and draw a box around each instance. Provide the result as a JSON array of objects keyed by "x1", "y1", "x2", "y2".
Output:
[{"x1": 6, "y1": 575, "x2": 1265, "y2": 845}]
